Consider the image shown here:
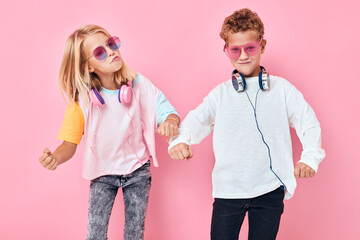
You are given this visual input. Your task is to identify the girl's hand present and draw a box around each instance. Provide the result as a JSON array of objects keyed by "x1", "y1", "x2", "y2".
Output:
[
  {"x1": 156, "y1": 117, "x2": 179, "y2": 137},
  {"x1": 39, "y1": 148, "x2": 58, "y2": 170}
]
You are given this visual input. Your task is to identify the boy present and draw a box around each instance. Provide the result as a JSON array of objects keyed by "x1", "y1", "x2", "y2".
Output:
[{"x1": 168, "y1": 8, "x2": 325, "y2": 240}]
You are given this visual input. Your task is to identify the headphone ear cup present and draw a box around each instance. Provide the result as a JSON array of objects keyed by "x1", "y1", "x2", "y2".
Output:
[
  {"x1": 119, "y1": 84, "x2": 133, "y2": 104},
  {"x1": 259, "y1": 66, "x2": 270, "y2": 90},
  {"x1": 258, "y1": 71, "x2": 264, "y2": 90},
  {"x1": 259, "y1": 69, "x2": 270, "y2": 90},
  {"x1": 90, "y1": 88, "x2": 105, "y2": 106},
  {"x1": 240, "y1": 73, "x2": 246, "y2": 91},
  {"x1": 232, "y1": 70, "x2": 246, "y2": 92}
]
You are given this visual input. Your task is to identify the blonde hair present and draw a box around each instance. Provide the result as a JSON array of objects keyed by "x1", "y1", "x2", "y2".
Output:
[
  {"x1": 58, "y1": 24, "x2": 136, "y2": 104},
  {"x1": 220, "y1": 8, "x2": 264, "y2": 43}
]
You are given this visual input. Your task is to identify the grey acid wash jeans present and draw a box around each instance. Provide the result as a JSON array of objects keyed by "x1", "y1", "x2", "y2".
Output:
[{"x1": 86, "y1": 161, "x2": 151, "y2": 240}]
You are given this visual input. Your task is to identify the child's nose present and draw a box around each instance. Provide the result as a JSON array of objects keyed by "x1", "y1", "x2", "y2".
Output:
[
  {"x1": 105, "y1": 45, "x2": 116, "y2": 55},
  {"x1": 238, "y1": 47, "x2": 249, "y2": 60},
  {"x1": 107, "y1": 47, "x2": 115, "y2": 57}
]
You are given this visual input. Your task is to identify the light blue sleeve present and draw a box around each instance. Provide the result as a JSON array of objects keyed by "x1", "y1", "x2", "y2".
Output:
[{"x1": 156, "y1": 91, "x2": 179, "y2": 126}]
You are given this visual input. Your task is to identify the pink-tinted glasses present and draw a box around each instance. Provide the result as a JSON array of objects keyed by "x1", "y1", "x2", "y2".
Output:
[
  {"x1": 85, "y1": 36, "x2": 121, "y2": 61},
  {"x1": 224, "y1": 39, "x2": 262, "y2": 60}
]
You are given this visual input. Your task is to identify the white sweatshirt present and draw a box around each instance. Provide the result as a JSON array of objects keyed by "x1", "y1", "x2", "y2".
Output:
[{"x1": 169, "y1": 75, "x2": 325, "y2": 199}]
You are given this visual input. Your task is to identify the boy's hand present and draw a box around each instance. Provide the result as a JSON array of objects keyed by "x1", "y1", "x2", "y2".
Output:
[
  {"x1": 157, "y1": 118, "x2": 179, "y2": 137},
  {"x1": 294, "y1": 162, "x2": 315, "y2": 178},
  {"x1": 168, "y1": 143, "x2": 193, "y2": 160},
  {"x1": 39, "y1": 148, "x2": 58, "y2": 170}
]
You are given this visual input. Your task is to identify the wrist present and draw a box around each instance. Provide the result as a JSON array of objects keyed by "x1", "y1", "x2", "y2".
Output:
[{"x1": 165, "y1": 116, "x2": 179, "y2": 125}]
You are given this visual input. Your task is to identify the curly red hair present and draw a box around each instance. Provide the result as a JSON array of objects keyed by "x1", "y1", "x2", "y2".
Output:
[{"x1": 220, "y1": 8, "x2": 264, "y2": 43}]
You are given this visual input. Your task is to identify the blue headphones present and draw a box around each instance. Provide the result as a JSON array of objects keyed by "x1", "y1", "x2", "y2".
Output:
[
  {"x1": 232, "y1": 66, "x2": 269, "y2": 92},
  {"x1": 231, "y1": 66, "x2": 287, "y2": 191}
]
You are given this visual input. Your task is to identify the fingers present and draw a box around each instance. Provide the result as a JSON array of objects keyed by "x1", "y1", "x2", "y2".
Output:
[
  {"x1": 294, "y1": 163, "x2": 315, "y2": 179},
  {"x1": 47, "y1": 158, "x2": 58, "y2": 170},
  {"x1": 294, "y1": 165, "x2": 300, "y2": 178},
  {"x1": 41, "y1": 155, "x2": 56, "y2": 168},
  {"x1": 170, "y1": 145, "x2": 184, "y2": 160},
  {"x1": 188, "y1": 146, "x2": 193, "y2": 159},
  {"x1": 168, "y1": 143, "x2": 192, "y2": 160},
  {"x1": 172, "y1": 125, "x2": 179, "y2": 136},
  {"x1": 156, "y1": 125, "x2": 164, "y2": 136},
  {"x1": 181, "y1": 147, "x2": 190, "y2": 159},
  {"x1": 176, "y1": 150, "x2": 185, "y2": 160},
  {"x1": 39, "y1": 148, "x2": 51, "y2": 163},
  {"x1": 157, "y1": 120, "x2": 179, "y2": 137},
  {"x1": 168, "y1": 120, "x2": 178, "y2": 136},
  {"x1": 300, "y1": 168, "x2": 306, "y2": 178},
  {"x1": 39, "y1": 148, "x2": 58, "y2": 170},
  {"x1": 43, "y1": 148, "x2": 51, "y2": 155},
  {"x1": 165, "y1": 125, "x2": 170, "y2": 136},
  {"x1": 169, "y1": 125, "x2": 174, "y2": 137}
]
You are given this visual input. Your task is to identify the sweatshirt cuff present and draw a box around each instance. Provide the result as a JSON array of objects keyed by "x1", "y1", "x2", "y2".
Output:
[
  {"x1": 298, "y1": 148, "x2": 326, "y2": 172},
  {"x1": 168, "y1": 128, "x2": 191, "y2": 151}
]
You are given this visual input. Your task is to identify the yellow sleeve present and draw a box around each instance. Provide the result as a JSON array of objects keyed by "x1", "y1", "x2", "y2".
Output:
[{"x1": 57, "y1": 102, "x2": 85, "y2": 144}]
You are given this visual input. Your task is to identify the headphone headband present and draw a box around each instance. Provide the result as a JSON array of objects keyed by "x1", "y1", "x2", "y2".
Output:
[
  {"x1": 90, "y1": 82, "x2": 133, "y2": 106},
  {"x1": 232, "y1": 66, "x2": 269, "y2": 92}
]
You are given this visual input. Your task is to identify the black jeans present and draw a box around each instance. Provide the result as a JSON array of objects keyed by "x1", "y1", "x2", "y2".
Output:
[{"x1": 211, "y1": 187, "x2": 285, "y2": 240}]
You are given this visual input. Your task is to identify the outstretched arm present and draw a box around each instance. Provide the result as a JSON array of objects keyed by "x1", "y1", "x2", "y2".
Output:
[
  {"x1": 168, "y1": 86, "x2": 220, "y2": 160},
  {"x1": 39, "y1": 141, "x2": 77, "y2": 170},
  {"x1": 155, "y1": 91, "x2": 180, "y2": 137}
]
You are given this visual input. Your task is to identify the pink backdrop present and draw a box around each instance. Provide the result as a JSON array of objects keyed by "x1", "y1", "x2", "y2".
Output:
[{"x1": 0, "y1": 0, "x2": 359, "y2": 239}]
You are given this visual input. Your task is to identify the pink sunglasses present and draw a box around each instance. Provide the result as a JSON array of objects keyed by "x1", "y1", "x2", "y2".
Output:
[
  {"x1": 224, "y1": 39, "x2": 262, "y2": 60},
  {"x1": 85, "y1": 36, "x2": 121, "y2": 62}
]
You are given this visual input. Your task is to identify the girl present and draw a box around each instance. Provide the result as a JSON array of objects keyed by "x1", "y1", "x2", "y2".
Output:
[{"x1": 38, "y1": 25, "x2": 180, "y2": 240}]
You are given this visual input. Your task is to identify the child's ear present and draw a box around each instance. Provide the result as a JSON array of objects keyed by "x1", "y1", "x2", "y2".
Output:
[
  {"x1": 88, "y1": 65, "x2": 95, "y2": 73},
  {"x1": 261, "y1": 39, "x2": 267, "y2": 54}
]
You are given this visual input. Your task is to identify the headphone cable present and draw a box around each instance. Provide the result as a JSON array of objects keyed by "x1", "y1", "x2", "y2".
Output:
[{"x1": 245, "y1": 89, "x2": 287, "y2": 191}]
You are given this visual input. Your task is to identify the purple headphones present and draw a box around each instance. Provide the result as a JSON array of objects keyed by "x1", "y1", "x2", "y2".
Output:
[{"x1": 89, "y1": 83, "x2": 133, "y2": 106}]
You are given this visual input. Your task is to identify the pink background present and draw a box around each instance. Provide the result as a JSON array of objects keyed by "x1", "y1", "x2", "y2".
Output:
[{"x1": 0, "y1": 0, "x2": 359, "y2": 239}]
